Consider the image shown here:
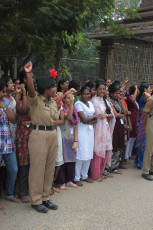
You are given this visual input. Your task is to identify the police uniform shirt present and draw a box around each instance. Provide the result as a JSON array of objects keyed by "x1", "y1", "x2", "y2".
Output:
[{"x1": 27, "y1": 92, "x2": 58, "y2": 126}]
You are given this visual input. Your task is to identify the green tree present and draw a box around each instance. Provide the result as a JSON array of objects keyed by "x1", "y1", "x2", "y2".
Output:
[
  {"x1": 64, "y1": 0, "x2": 141, "y2": 82},
  {"x1": 63, "y1": 32, "x2": 100, "y2": 82},
  {"x1": 115, "y1": 0, "x2": 140, "y2": 19},
  {"x1": 0, "y1": 0, "x2": 114, "y2": 77}
]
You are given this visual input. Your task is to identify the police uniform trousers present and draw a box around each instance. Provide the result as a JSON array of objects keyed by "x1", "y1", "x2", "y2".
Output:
[
  {"x1": 142, "y1": 116, "x2": 153, "y2": 175},
  {"x1": 28, "y1": 128, "x2": 57, "y2": 205}
]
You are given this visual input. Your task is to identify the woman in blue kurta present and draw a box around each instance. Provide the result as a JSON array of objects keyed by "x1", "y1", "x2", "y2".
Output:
[{"x1": 135, "y1": 82, "x2": 151, "y2": 168}]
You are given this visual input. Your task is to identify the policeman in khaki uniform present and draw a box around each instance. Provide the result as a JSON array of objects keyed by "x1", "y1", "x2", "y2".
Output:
[
  {"x1": 24, "y1": 61, "x2": 58, "y2": 213},
  {"x1": 142, "y1": 95, "x2": 153, "y2": 181}
]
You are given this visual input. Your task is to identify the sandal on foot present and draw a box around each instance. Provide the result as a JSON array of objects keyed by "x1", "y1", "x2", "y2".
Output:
[
  {"x1": 20, "y1": 196, "x2": 30, "y2": 203},
  {"x1": 60, "y1": 184, "x2": 67, "y2": 190},
  {"x1": 113, "y1": 170, "x2": 123, "y2": 174},
  {"x1": 67, "y1": 182, "x2": 78, "y2": 188},
  {"x1": 101, "y1": 175, "x2": 107, "y2": 179},
  {"x1": 119, "y1": 165, "x2": 127, "y2": 169},
  {"x1": 7, "y1": 197, "x2": 22, "y2": 204},
  {"x1": 82, "y1": 178, "x2": 93, "y2": 183},
  {"x1": 0, "y1": 204, "x2": 4, "y2": 211},
  {"x1": 96, "y1": 177, "x2": 103, "y2": 182},
  {"x1": 53, "y1": 187, "x2": 60, "y2": 193},
  {"x1": 74, "y1": 181, "x2": 83, "y2": 186},
  {"x1": 106, "y1": 173, "x2": 113, "y2": 178}
]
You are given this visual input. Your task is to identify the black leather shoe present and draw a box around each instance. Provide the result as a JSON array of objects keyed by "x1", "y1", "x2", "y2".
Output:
[
  {"x1": 149, "y1": 171, "x2": 153, "y2": 175},
  {"x1": 43, "y1": 200, "x2": 58, "y2": 210},
  {"x1": 142, "y1": 174, "x2": 153, "y2": 181},
  {"x1": 31, "y1": 204, "x2": 48, "y2": 213}
]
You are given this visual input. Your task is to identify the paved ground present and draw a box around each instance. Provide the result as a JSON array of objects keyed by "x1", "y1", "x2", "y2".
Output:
[{"x1": 0, "y1": 162, "x2": 153, "y2": 230}]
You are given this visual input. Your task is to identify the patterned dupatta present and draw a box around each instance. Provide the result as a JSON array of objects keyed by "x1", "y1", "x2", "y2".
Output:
[
  {"x1": 109, "y1": 99, "x2": 123, "y2": 114},
  {"x1": 63, "y1": 106, "x2": 79, "y2": 125}
]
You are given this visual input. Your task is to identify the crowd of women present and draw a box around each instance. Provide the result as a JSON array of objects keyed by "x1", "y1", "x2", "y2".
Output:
[{"x1": 0, "y1": 66, "x2": 152, "y2": 211}]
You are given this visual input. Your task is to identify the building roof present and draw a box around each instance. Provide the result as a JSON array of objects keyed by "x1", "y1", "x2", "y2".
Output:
[
  {"x1": 90, "y1": 0, "x2": 153, "y2": 44},
  {"x1": 139, "y1": 0, "x2": 153, "y2": 10}
]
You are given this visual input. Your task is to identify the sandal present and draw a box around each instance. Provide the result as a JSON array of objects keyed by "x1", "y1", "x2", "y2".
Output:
[
  {"x1": 0, "y1": 204, "x2": 4, "y2": 211},
  {"x1": 96, "y1": 177, "x2": 103, "y2": 182},
  {"x1": 101, "y1": 175, "x2": 107, "y2": 179},
  {"x1": 82, "y1": 178, "x2": 94, "y2": 183},
  {"x1": 119, "y1": 165, "x2": 127, "y2": 169},
  {"x1": 113, "y1": 170, "x2": 123, "y2": 174},
  {"x1": 60, "y1": 184, "x2": 67, "y2": 190},
  {"x1": 53, "y1": 187, "x2": 60, "y2": 193},
  {"x1": 7, "y1": 197, "x2": 22, "y2": 204},
  {"x1": 106, "y1": 173, "x2": 113, "y2": 178},
  {"x1": 67, "y1": 182, "x2": 78, "y2": 188},
  {"x1": 74, "y1": 181, "x2": 83, "y2": 186},
  {"x1": 20, "y1": 196, "x2": 30, "y2": 203}
]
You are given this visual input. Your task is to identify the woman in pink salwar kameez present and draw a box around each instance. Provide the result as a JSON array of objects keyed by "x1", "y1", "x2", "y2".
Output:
[{"x1": 90, "y1": 80, "x2": 116, "y2": 181}]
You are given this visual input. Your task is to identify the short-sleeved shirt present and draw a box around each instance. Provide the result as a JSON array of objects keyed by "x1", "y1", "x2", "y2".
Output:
[
  {"x1": 74, "y1": 100, "x2": 95, "y2": 160},
  {"x1": 143, "y1": 96, "x2": 153, "y2": 116},
  {"x1": 0, "y1": 98, "x2": 16, "y2": 155},
  {"x1": 27, "y1": 92, "x2": 58, "y2": 126}
]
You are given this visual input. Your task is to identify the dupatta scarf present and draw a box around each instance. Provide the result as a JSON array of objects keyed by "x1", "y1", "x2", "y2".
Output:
[{"x1": 63, "y1": 106, "x2": 79, "y2": 125}]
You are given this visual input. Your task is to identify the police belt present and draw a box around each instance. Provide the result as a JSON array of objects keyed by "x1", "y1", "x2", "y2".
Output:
[{"x1": 33, "y1": 125, "x2": 56, "y2": 131}]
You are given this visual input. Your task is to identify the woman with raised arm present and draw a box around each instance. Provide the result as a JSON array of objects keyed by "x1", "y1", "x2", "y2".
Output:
[
  {"x1": 51, "y1": 97, "x2": 64, "y2": 194},
  {"x1": 55, "y1": 93, "x2": 78, "y2": 189},
  {"x1": 2, "y1": 76, "x2": 17, "y2": 141},
  {"x1": 0, "y1": 78, "x2": 20, "y2": 204},
  {"x1": 24, "y1": 61, "x2": 58, "y2": 213},
  {"x1": 125, "y1": 86, "x2": 139, "y2": 163},
  {"x1": 16, "y1": 83, "x2": 32, "y2": 203},
  {"x1": 57, "y1": 79, "x2": 69, "y2": 94}
]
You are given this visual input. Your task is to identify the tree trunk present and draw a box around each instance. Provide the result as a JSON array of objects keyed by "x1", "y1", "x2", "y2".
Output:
[
  {"x1": 1, "y1": 57, "x2": 14, "y2": 77},
  {"x1": 54, "y1": 40, "x2": 63, "y2": 81}
]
